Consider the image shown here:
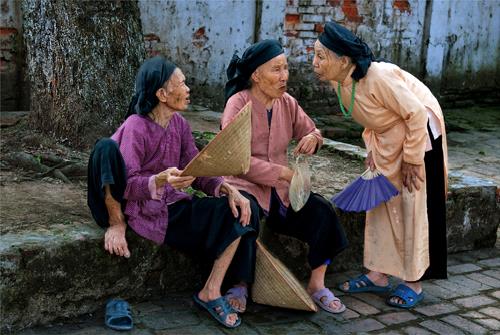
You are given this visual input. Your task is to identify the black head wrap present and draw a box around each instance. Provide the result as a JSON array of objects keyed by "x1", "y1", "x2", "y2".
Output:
[
  {"x1": 319, "y1": 22, "x2": 375, "y2": 81},
  {"x1": 126, "y1": 56, "x2": 177, "y2": 119},
  {"x1": 224, "y1": 39, "x2": 284, "y2": 104}
]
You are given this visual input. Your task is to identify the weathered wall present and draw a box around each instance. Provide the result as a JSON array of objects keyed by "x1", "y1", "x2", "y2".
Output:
[
  {"x1": 426, "y1": 0, "x2": 500, "y2": 106},
  {"x1": 284, "y1": 0, "x2": 429, "y2": 111},
  {"x1": 283, "y1": 0, "x2": 500, "y2": 111},
  {"x1": 0, "y1": 0, "x2": 28, "y2": 111},
  {"x1": 139, "y1": 0, "x2": 499, "y2": 112},
  {"x1": 138, "y1": 0, "x2": 286, "y2": 110},
  {"x1": 4, "y1": 0, "x2": 499, "y2": 114}
]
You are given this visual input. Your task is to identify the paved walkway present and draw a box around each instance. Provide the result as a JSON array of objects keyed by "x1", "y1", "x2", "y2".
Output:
[{"x1": 18, "y1": 247, "x2": 500, "y2": 335}]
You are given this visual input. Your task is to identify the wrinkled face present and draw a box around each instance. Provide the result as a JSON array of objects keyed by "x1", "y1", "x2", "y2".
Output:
[
  {"x1": 161, "y1": 68, "x2": 190, "y2": 111},
  {"x1": 251, "y1": 54, "x2": 289, "y2": 99},
  {"x1": 312, "y1": 40, "x2": 345, "y2": 82}
]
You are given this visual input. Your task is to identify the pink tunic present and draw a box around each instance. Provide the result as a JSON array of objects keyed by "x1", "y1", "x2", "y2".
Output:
[{"x1": 221, "y1": 90, "x2": 323, "y2": 212}]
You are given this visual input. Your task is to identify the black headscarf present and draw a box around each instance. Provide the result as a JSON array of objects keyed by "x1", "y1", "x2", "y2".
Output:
[
  {"x1": 126, "y1": 56, "x2": 177, "y2": 119},
  {"x1": 224, "y1": 39, "x2": 284, "y2": 104},
  {"x1": 319, "y1": 22, "x2": 376, "y2": 81}
]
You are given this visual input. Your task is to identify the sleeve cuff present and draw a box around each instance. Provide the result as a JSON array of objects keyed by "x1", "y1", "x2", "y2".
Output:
[
  {"x1": 148, "y1": 175, "x2": 164, "y2": 200},
  {"x1": 212, "y1": 178, "x2": 224, "y2": 197}
]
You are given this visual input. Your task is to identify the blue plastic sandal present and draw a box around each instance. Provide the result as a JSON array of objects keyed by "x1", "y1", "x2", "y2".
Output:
[
  {"x1": 105, "y1": 299, "x2": 133, "y2": 331},
  {"x1": 338, "y1": 274, "x2": 392, "y2": 293},
  {"x1": 193, "y1": 293, "x2": 241, "y2": 328},
  {"x1": 386, "y1": 284, "x2": 424, "y2": 308}
]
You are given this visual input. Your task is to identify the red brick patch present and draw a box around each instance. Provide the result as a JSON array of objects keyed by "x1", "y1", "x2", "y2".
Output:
[
  {"x1": 342, "y1": 0, "x2": 363, "y2": 23},
  {"x1": 144, "y1": 33, "x2": 160, "y2": 42},
  {"x1": 393, "y1": 0, "x2": 411, "y2": 14},
  {"x1": 285, "y1": 14, "x2": 300, "y2": 24},
  {"x1": 192, "y1": 26, "x2": 208, "y2": 48},
  {"x1": 314, "y1": 23, "x2": 324, "y2": 33},
  {"x1": 0, "y1": 27, "x2": 17, "y2": 36},
  {"x1": 285, "y1": 30, "x2": 299, "y2": 38}
]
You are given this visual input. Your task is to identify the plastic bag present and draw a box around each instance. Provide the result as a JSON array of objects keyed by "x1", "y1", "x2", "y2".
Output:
[{"x1": 289, "y1": 155, "x2": 312, "y2": 212}]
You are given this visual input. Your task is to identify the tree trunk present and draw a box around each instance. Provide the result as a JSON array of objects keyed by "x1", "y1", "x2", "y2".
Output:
[{"x1": 22, "y1": 0, "x2": 145, "y2": 147}]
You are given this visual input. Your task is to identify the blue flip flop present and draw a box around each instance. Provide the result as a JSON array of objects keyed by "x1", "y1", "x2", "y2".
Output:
[
  {"x1": 338, "y1": 274, "x2": 392, "y2": 293},
  {"x1": 386, "y1": 284, "x2": 424, "y2": 308},
  {"x1": 105, "y1": 299, "x2": 133, "y2": 331},
  {"x1": 193, "y1": 293, "x2": 241, "y2": 328}
]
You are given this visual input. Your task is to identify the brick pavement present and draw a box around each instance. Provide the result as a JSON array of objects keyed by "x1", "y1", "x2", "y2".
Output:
[{"x1": 17, "y1": 248, "x2": 500, "y2": 335}]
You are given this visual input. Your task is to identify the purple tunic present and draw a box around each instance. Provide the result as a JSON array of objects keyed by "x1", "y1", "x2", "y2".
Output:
[{"x1": 111, "y1": 113, "x2": 223, "y2": 244}]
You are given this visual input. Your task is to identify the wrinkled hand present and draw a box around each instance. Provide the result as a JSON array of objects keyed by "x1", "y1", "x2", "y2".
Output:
[
  {"x1": 293, "y1": 134, "x2": 318, "y2": 156},
  {"x1": 279, "y1": 166, "x2": 294, "y2": 183},
  {"x1": 222, "y1": 183, "x2": 251, "y2": 226},
  {"x1": 104, "y1": 221, "x2": 130, "y2": 258},
  {"x1": 365, "y1": 151, "x2": 376, "y2": 171},
  {"x1": 401, "y1": 162, "x2": 424, "y2": 193},
  {"x1": 155, "y1": 167, "x2": 195, "y2": 190}
]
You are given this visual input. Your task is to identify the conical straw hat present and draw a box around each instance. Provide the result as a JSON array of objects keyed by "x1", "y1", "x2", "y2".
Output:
[
  {"x1": 252, "y1": 240, "x2": 318, "y2": 312},
  {"x1": 181, "y1": 101, "x2": 252, "y2": 177}
]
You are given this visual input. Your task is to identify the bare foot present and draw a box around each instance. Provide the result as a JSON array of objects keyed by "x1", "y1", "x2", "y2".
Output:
[
  {"x1": 104, "y1": 222, "x2": 130, "y2": 258},
  {"x1": 104, "y1": 191, "x2": 130, "y2": 258}
]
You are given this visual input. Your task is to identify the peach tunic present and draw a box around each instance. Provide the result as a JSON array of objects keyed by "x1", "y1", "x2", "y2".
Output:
[{"x1": 334, "y1": 62, "x2": 448, "y2": 281}]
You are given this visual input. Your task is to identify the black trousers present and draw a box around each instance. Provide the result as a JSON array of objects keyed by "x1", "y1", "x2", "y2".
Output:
[
  {"x1": 87, "y1": 138, "x2": 127, "y2": 228},
  {"x1": 87, "y1": 138, "x2": 259, "y2": 284},
  {"x1": 420, "y1": 129, "x2": 448, "y2": 280},
  {"x1": 266, "y1": 190, "x2": 349, "y2": 270},
  {"x1": 166, "y1": 193, "x2": 259, "y2": 284}
]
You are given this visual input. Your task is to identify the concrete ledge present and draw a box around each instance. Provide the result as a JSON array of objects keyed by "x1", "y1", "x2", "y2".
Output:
[{"x1": 0, "y1": 226, "x2": 207, "y2": 331}]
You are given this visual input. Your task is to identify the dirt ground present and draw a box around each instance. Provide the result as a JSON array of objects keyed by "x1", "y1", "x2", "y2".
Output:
[
  {"x1": 0, "y1": 119, "x2": 91, "y2": 234},
  {"x1": 1, "y1": 105, "x2": 498, "y2": 235},
  {"x1": 0, "y1": 115, "x2": 364, "y2": 235}
]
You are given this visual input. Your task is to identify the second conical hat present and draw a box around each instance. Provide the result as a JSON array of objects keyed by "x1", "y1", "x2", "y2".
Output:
[
  {"x1": 181, "y1": 101, "x2": 252, "y2": 177},
  {"x1": 252, "y1": 240, "x2": 318, "y2": 312}
]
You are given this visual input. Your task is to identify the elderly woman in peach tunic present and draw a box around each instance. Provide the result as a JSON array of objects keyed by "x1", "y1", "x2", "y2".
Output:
[{"x1": 313, "y1": 22, "x2": 448, "y2": 308}]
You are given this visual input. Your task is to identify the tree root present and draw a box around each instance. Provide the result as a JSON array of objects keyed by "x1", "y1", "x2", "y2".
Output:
[{"x1": 4, "y1": 152, "x2": 76, "y2": 183}]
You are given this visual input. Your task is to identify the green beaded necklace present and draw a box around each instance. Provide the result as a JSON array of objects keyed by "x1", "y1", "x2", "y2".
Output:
[{"x1": 336, "y1": 81, "x2": 357, "y2": 119}]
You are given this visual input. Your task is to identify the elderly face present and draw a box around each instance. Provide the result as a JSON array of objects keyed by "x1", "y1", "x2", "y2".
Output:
[
  {"x1": 160, "y1": 68, "x2": 191, "y2": 111},
  {"x1": 251, "y1": 54, "x2": 289, "y2": 99},
  {"x1": 312, "y1": 40, "x2": 346, "y2": 82}
]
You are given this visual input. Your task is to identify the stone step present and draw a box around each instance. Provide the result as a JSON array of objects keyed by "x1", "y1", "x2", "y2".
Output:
[{"x1": 1, "y1": 140, "x2": 498, "y2": 332}]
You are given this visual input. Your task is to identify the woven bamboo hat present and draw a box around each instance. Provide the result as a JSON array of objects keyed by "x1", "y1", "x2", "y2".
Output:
[
  {"x1": 181, "y1": 101, "x2": 252, "y2": 177},
  {"x1": 252, "y1": 240, "x2": 318, "y2": 312}
]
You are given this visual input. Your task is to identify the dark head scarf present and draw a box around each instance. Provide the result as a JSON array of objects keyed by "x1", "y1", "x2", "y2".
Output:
[
  {"x1": 319, "y1": 22, "x2": 375, "y2": 81},
  {"x1": 126, "y1": 56, "x2": 177, "y2": 119},
  {"x1": 224, "y1": 39, "x2": 284, "y2": 104}
]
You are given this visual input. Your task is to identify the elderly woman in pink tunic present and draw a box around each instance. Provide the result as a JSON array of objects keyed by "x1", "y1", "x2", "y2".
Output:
[
  {"x1": 313, "y1": 22, "x2": 448, "y2": 308},
  {"x1": 222, "y1": 40, "x2": 349, "y2": 314},
  {"x1": 87, "y1": 56, "x2": 260, "y2": 328}
]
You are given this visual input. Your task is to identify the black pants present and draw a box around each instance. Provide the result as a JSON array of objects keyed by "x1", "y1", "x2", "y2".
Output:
[
  {"x1": 87, "y1": 138, "x2": 127, "y2": 228},
  {"x1": 166, "y1": 193, "x2": 259, "y2": 284},
  {"x1": 420, "y1": 129, "x2": 447, "y2": 280},
  {"x1": 266, "y1": 190, "x2": 348, "y2": 270},
  {"x1": 87, "y1": 138, "x2": 259, "y2": 284}
]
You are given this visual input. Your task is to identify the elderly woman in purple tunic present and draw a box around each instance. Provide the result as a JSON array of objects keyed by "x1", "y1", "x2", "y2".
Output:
[{"x1": 87, "y1": 56, "x2": 260, "y2": 328}]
